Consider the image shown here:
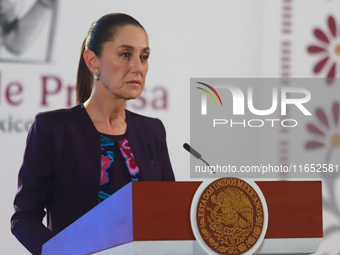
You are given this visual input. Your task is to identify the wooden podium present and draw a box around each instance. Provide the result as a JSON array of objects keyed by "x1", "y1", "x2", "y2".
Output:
[{"x1": 42, "y1": 181, "x2": 323, "y2": 255}]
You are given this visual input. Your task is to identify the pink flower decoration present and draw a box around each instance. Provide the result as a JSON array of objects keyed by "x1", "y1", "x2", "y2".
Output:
[
  {"x1": 307, "y1": 16, "x2": 340, "y2": 84},
  {"x1": 306, "y1": 102, "x2": 340, "y2": 149}
]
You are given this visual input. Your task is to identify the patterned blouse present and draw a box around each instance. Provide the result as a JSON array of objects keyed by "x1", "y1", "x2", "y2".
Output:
[{"x1": 98, "y1": 133, "x2": 140, "y2": 203}]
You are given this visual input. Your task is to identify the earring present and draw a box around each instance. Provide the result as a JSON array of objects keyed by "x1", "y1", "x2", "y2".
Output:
[{"x1": 94, "y1": 71, "x2": 100, "y2": 80}]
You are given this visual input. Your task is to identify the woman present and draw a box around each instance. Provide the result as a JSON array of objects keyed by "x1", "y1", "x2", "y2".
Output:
[{"x1": 11, "y1": 13, "x2": 175, "y2": 255}]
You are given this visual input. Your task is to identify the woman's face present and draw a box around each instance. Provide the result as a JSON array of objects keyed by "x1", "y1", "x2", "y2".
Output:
[{"x1": 97, "y1": 25, "x2": 150, "y2": 101}]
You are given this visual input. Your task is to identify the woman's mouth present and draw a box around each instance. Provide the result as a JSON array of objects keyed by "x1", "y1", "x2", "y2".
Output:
[{"x1": 126, "y1": 80, "x2": 141, "y2": 86}]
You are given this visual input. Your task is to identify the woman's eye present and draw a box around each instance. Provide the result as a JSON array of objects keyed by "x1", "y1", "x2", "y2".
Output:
[
  {"x1": 141, "y1": 55, "x2": 149, "y2": 62},
  {"x1": 122, "y1": 52, "x2": 131, "y2": 58}
]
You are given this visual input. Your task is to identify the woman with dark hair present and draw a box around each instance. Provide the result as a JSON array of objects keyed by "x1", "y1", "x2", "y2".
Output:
[{"x1": 11, "y1": 13, "x2": 175, "y2": 255}]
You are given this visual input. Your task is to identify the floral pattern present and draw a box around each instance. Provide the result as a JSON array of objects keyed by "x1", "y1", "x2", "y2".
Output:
[
  {"x1": 306, "y1": 102, "x2": 340, "y2": 151},
  {"x1": 98, "y1": 134, "x2": 140, "y2": 203},
  {"x1": 118, "y1": 137, "x2": 140, "y2": 176},
  {"x1": 307, "y1": 16, "x2": 340, "y2": 84}
]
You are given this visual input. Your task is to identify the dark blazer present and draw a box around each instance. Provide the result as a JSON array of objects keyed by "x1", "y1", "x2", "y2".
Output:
[{"x1": 11, "y1": 105, "x2": 175, "y2": 255}]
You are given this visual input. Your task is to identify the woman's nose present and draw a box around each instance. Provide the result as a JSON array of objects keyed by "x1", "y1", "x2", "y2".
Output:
[{"x1": 130, "y1": 56, "x2": 143, "y2": 74}]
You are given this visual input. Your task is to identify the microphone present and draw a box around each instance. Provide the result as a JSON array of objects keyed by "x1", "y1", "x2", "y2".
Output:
[
  {"x1": 146, "y1": 144, "x2": 157, "y2": 181},
  {"x1": 183, "y1": 143, "x2": 211, "y2": 167}
]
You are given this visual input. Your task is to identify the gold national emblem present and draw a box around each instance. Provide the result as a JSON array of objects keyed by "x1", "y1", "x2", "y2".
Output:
[{"x1": 196, "y1": 178, "x2": 264, "y2": 255}]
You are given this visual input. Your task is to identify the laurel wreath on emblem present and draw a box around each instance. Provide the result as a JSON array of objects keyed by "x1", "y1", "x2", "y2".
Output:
[{"x1": 199, "y1": 188, "x2": 263, "y2": 254}]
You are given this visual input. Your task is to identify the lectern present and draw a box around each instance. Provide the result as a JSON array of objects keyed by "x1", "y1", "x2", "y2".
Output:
[{"x1": 42, "y1": 181, "x2": 322, "y2": 255}]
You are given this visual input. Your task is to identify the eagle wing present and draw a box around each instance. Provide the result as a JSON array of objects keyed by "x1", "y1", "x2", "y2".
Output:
[{"x1": 237, "y1": 192, "x2": 253, "y2": 227}]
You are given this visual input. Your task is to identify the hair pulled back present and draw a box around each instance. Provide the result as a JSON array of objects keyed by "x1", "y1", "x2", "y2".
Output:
[{"x1": 76, "y1": 13, "x2": 145, "y2": 104}]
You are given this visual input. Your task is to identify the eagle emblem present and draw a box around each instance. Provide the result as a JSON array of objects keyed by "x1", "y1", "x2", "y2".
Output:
[
  {"x1": 208, "y1": 188, "x2": 253, "y2": 246},
  {"x1": 196, "y1": 178, "x2": 264, "y2": 255}
]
